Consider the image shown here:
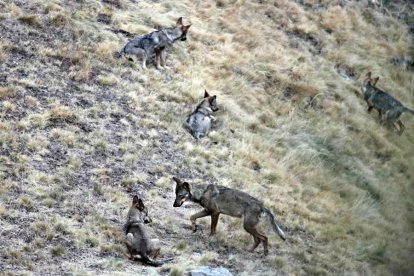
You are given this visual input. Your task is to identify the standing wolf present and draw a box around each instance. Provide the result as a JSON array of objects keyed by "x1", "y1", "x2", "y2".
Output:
[
  {"x1": 124, "y1": 195, "x2": 171, "y2": 266},
  {"x1": 362, "y1": 72, "x2": 414, "y2": 134},
  {"x1": 120, "y1": 17, "x2": 191, "y2": 69},
  {"x1": 172, "y1": 177, "x2": 286, "y2": 256},
  {"x1": 185, "y1": 90, "x2": 219, "y2": 139}
]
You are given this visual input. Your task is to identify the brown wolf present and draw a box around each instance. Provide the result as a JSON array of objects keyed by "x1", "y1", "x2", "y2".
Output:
[
  {"x1": 124, "y1": 195, "x2": 171, "y2": 266},
  {"x1": 172, "y1": 177, "x2": 286, "y2": 255},
  {"x1": 362, "y1": 72, "x2": 414, "y2": 134},
  {"x1": 185, "y1": 90, "x2": 219, "y2": 139},
  {"x1": 120, "y1": 17, "x2": 191, "y2": 69}
]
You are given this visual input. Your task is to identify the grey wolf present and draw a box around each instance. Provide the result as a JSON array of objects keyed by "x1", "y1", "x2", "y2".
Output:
[
  {"x1": 120, "y1": 17, "x2": 191, "y2": 69},
  {"x1": 362, "y1": 72, "x2": 414, "y2": 134},
  {"x1": 185, "y1": 90, "x2": 218, "y2": 139},
  {"x1": 124, "y1": 195, "x2": 171, "y2": 266},
  {"x1": 172, "y1": 177, "x2": 286, "y2": 255}
]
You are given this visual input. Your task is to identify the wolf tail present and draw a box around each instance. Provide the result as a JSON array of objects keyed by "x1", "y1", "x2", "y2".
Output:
[
  {"x1": 263, "y1": 208, "x2": 286, "y2": 241},
  {"x1": 404, "y1": 107, "x2": 414, "y2": 115},
  {"x1": 107, "y1": 28, "x2": 135, "y2": 38},
  {"x1": 140, "y1": 256, "x2": 173, "y2": 267}
]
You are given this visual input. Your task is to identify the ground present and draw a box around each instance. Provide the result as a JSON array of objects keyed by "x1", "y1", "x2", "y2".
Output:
[{"x1": 0, "y1": 0, "x2": 413, "y2": 275}]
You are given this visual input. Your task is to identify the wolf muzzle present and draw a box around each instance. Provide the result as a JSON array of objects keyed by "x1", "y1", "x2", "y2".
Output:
[{"x1": 173, "y1": 200, "x2": 183, "y2": 207}]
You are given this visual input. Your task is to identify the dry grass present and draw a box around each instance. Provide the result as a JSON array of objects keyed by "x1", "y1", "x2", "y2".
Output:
[
  {"x1": 0, "y1": 0, "x2": 413, "y2": 275},
  {"x1": 18, "y1": 15, "x2": 42, "y2": 28}
]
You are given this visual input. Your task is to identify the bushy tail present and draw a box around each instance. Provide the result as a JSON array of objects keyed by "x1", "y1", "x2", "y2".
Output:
[
  {"x1": 140, "y1": 256, "x2": 173, "y2": 267},
  {"x1": 107, "y1": 28, "x2": 135, "y2": 38},
  {"x1": 404, "y1": 107, "x2": 414, "y2": 115},
  {"x1": 263, "y1": 208, "x2": 286, "y2": 241}
]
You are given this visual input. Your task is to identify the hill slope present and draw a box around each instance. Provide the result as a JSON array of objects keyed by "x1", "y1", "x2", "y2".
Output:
[{"x1": 0, "y1": 0, "x2": 413, "y2": 274}]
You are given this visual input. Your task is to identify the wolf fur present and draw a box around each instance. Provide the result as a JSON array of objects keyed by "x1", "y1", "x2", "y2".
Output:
[
  {"x1": 362, "y1": 72, "x2": 414, "y2": 135},
  {"x1": 124, "y1": 196, "x2": 172, "y2": 266},
  {"x1": 185, "y1": 90, "x2": 219, "y2": 139},
  {"x1": 119, "y1": 17, "x2": 191, "y2": 69},
  {"x1": 172, "y1": 177, "x2": 286, "y2": 256}
]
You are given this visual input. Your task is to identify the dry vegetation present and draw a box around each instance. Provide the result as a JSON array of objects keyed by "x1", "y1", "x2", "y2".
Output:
[{"x1": 0, "y1": 0, "x2": 413, "y2": 275}]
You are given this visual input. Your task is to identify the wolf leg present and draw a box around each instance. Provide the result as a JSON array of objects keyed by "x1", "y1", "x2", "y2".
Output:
[
  {"x1": 190, "y1": 209, "x2": 210, "y2": 232},
  {"x1": 148, "y1": 239, "x2": 160, "y2": 259},
  {"x1": 191, "y1": 130, "x2": 201, "y2": 140},
  {"x1": 395, "y1": 120, "x2": 405, "y2": 135},
  {"x1": 244, "y1": 215, "x2": 269, "y2": 255},
  {"x1": 244, "y1": 226, "x2": 268, "y2": 255},
  {"x1": 155, "y1": 49, "x2": 161, "y2": 69},
  {"x1": 142, "y1": 56, "x2": 147, "y2": 70},
  {"x1": 160, "y1": 50, "x2": 168, "y2": 68},
  {"x1": 378, "y1": 110, "x2": 383, "y2": 120},
  {"x1": 210, "y1": 213, "x2": 220, "y2": 236}
]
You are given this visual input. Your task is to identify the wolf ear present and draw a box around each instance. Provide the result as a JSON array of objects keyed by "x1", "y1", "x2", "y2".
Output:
[
  {"x1": 204, "y1": 90, "x2": 210, "y2": 98},
  {"x1": 132, "y1": 195, "x2": 139, "y2": 204},
  {"x1": 137, "y1": 198, "x2": 145, "y2": 210},
  {"x1": 209, "y1": 95, "x2": 217, "y2": 102},
  {"x1": 173, "y1": 177, "x2": 182, "y2": 184},
  {"x1": 183, "y1": 182, "x2": 192, "y2": 192},
  {"x1": 365, "y1": 72, "x2": 372, "y2": 79},
  {"x1": 183, "y1": 24, "x2": 191, "y2": 31},
  {"x1": 372, "y1": 77, "x2": 379, "y2": 86},
  {"x1": 176, "y1": 17, "x2": 183, "y2": 26}
]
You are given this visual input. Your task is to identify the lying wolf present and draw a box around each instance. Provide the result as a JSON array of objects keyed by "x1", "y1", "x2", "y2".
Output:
[
  {"x1": 120, "y1": 17, "x2": 191, "y2": 69},
  {"x1": 124, "y1": 195, "x2": 171, "y2": 266},
  {"x1": 185, "y1": 90, "x2": 219, "y2": 139},
  {"x1": 172, "y1": 177, "x2": 286, "y2": 256}
]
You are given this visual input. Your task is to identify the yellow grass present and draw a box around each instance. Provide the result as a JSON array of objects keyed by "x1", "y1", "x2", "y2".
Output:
[{"x1": 0, "y1": 0, "x2": 413, "y2": 275}]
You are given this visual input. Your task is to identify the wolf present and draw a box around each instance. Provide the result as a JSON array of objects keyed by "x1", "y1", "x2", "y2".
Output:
[
  {"x1": 172, "y1": 177, "x2": 286, "y2": 256},
  {"x1": 185, "y1": 90, "x2": 219, "y2": 139},
  {"x1": 124, "y1": 195, "x2": 171, "y2": 266},
  {"x1": 362, "y1": 72, "x2": 414, "y2": 134},
  {"x1": 120, "y1": 17, "x2": 191, "y2": 69}
]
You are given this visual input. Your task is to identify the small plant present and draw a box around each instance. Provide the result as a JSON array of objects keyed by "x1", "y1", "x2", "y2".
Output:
[
  {"x1": 18, "y1": 15, "x2": 42, "y2": 28},
  {"x1": 50, "y1": 246, "x2": 66, "y2": 257},
  {"x1": 169, "y1": 266, "x2": 184, "y2": 276},
  {"x1": 94, "y1": 140, "x2": 108, "y2": 155},
  {"x1": 55, "y1": 222, "x2": 70, "y2": 235},
  {"x1": 18, "y1": 196, "x2": 33, "y2": 210},
  {"x1": 97, "y1": 74, "x2": 118, "y2": 86},
  {"x1": 85, "y1": 236, "x2": 99, "y2": 248},
  {"x1": 48, "y1": 104, "x2": 75, "y2": 121},
  {"x1": 43, "y1": 198, "x2": 54, "y2": 208},
  {"x1": 271, "y1": 256, "x2": 286, "y2": 269},
  {"x1": 8, "y1": 249, "x2": 21, "y2": 260},
  {"x1": 175, "y1": 242, "x2": 187, "y2": 251},
  {"x1": 93, "y1": 183, "x2": 103, "y2": 195},
  {"x1": 0, "y1": 86, "x2": 15, "y2": 99},
  {"x1": 105, "y1": 258, "x2": 123, "y2": 270},
  {"x1": 50, "y1": 13, "x2": 68, "y2": 27}
]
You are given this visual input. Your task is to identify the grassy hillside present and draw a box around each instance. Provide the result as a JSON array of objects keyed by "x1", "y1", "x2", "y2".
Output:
[{"x1": 1, "y1": 0, "x2": 413, "y2": 274}]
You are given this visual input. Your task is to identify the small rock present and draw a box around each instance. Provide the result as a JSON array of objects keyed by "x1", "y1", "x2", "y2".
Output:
[{"x1": 190, "y1": 266, "x2": 232, "y2": 276}]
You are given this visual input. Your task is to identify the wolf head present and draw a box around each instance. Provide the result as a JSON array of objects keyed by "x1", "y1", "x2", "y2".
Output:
[
  {"x1": 172, "y1": 177, "x2": 192, "y2": 207},
  {"x1": 164, "y1": 17, "x2": 191, "y2": 43},
  {"x1": 201, "y1": 90, "x2": 219, "y2": 112},
  {"x1": 130, "y1": 195, "x2": 152, "y2": 224},
  {"x1": 362, "y1": 72, "x2": 379, "y2": 94},
  {"x1": 176, "y1": 17, "x2": 191, "y2": 41}
]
